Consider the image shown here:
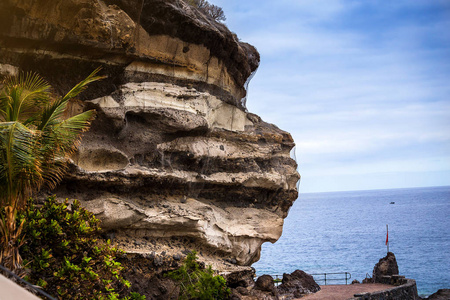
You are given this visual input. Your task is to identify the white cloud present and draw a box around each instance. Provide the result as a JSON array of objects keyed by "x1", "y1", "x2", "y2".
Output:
[{"x1": 211, "y1": 0, "x2": 450, "y2": 192}]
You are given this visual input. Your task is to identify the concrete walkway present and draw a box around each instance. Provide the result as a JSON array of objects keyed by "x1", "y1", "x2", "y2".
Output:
[
  {"x1": 0, "y1": 273, "x2": 41, "y2": 300},
  {"x1": 300, "y1": 284, "x2": 393, "y2": 300}
]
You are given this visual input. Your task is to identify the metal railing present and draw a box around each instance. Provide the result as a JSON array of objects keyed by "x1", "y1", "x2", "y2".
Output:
[
  {"x1": 310, "y1": 272, "x2": 351, "y2": 285},
  {"x1": 0, "y1": 264, "x2": 57, "y2": 300},
  {"x1": 267, "y1": 271, "x2": 351, "y2": 286}
]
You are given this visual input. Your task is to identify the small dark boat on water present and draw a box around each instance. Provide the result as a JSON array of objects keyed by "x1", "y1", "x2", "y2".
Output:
[{"x1": 390, "y1": 202, "x2": 395, "y2": 204}]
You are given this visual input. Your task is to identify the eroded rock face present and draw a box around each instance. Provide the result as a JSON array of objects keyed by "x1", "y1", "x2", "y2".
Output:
[{"x1": 0, "y1": 0, "x2": 299, "y2": 267}]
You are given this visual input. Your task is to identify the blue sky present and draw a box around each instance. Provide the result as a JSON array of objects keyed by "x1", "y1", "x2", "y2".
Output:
[{"x1": 211, "y1": 0, "x2": 450, "y2": 193}]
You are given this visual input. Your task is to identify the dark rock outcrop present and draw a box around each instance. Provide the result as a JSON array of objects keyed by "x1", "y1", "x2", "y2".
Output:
[
  {"x1": 255, "y1": 275, "x2": 277, "y2": 293},
  {"x1": 362, "y1": 277, "x2": 374, "y2": 284},
  {"x1": 226, "y1": 268, "x2": 256, "y2": 289},
  {"x1": 353, "y1": 252, "x2": 420, "y2": 300},
  {"x1": 373, "y1": 252, "x2": 399, "y2": 283},
  {"x1": 277, "y1": 270, "x2": 320, "y2": 299},
  {"x1": 117, "y1": 252, "x2": 180, "y2": 299},
  {"x1": 426, "y1": 289, "x2": 450, "y2": 300}
]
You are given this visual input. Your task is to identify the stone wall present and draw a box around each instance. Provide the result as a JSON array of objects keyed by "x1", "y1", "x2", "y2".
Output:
[{"x1": 352, "y1": 278, "x2": 420, "y2": 300}]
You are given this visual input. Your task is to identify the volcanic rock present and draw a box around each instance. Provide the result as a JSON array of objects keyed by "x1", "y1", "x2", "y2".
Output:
[
  {"x1": 277, "y1": 270, "x2": 320, "y2": 299},
  {"x1": 362, "y1": 277, "x2": 374, "y2": 284},
  {"x1": 255, "y1": 275, "x2": 276, "y2": 293},
  {"x1": 373, "y1": 252, "x2": 399, "y2": 283},
  {"x1": 226, "y1": 268, "x2": 256, "y2": 288},
  {"x1": 426, "y1": 289, "x2": 450, "y2": 300}
]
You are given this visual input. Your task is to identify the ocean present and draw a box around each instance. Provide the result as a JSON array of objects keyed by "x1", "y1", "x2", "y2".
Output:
[{"x1": 253, "y1": 186, "x2": 450, "y2": 297}]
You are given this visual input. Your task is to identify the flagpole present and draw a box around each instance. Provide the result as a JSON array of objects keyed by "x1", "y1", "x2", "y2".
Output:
[{"x1": 386, "y1": 224, "x2": 389, "y2": 254}]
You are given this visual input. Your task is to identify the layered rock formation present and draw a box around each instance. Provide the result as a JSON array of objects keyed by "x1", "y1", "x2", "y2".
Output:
[{"x1": 0, "y1": 0, "x2": 299, "y2": 268}]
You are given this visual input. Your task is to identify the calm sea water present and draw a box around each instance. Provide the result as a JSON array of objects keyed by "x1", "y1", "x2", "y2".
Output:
[{"x1": 253, "y1": 186, "x2": 450, "y2": 297}]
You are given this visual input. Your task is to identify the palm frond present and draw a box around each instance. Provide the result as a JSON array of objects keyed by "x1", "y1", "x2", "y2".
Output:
[
  {"x1": 37, "y1": 97, "x2": 68, "y2": 131},
  {"x1": 0, "y1": 94, "x2": 11, "y2": 122},
  {"x1": 40, "y1": 158, "x2": 69, "y2": 190},
  {"x1": 61, "y1": 67, "x2": 106, "y2": 102},
  {"x1": 0, "y1": 122, "x2": 42, "y2": 207},
  {"x1": 41, "y1": 109, "x2": 95, "y2": 154},
  {"x1": 37, "y1": 68, "x2": 104, "y2": 131},
  {"x1": 0, "y1": 72, "x2": 50, "y2": 122},
  {"x1": 37, "y1": 110, "x2": 95, "y2": 189}
]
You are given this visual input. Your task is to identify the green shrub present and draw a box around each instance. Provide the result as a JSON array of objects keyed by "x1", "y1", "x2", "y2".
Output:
[
  {"x1": 167, "y1": 251, "x2": 230, "y2": 300},
  {"x1": 17, "y1": 196, "x2": 145, "y2": 300}
]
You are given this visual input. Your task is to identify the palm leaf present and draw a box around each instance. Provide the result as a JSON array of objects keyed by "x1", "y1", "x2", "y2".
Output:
[
  {"x1": 38, "y1": 110, "x2": 95, "y2": 189},
  {"x1": 61, "y1": 67, "x2": 105, "y2": 102},
  {"x1": 0, "y1": 72, "x2": 50, "y2": 122},
  {"x1": 37, "y1": 97, "x2": 68, "y2": 131},
  {"x1": 40, "y1": 157, "x2": 69, "y2": 190},
  {"x1": 37, "y1": 68, "x2": 104, "y2": 131},
  {"x1": 0, "y1": 122, "x2": 42, "y2": 207},
  {"x1": 41, "y1": 110, "x2": 95, "y2": 154}
]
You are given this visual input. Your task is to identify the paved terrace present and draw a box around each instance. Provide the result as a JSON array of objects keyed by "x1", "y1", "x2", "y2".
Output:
[
  {"x1": 0, "y1": 273, "x2": 41, "y2": 300},
  {"x1": 300, "y1": 283, "x2": 393, "y2": 300}
]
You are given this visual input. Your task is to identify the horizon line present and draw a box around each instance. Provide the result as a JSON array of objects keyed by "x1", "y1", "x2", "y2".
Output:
[{"x1": 299, "y1": 184, "x2": 450, "y2": 195}]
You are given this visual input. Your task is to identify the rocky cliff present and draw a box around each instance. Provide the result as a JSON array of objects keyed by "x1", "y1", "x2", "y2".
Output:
[{"x1": 0, "y1": 0, "x2": 299, "y2": 269}]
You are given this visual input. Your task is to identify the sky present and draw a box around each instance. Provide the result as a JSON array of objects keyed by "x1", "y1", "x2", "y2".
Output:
[{"x1": 211, "y1": 0, "x2": 450, "y2": 193}]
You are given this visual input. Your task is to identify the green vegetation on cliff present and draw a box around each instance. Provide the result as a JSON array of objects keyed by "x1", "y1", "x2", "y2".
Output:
[
  {"x1": 0, "y1": 68, "x2": 231, "y2": 299},
  {"x1": 0, "y1": 69, "x2": 147, "y2": 298},
  {"x1": 0, "y1": 69, "x2": 102, "y2": 272},
  {"x1": 167, "y1": 251, "x2": 230, "y2": 300},
  {"x1": 18, "y1": 196, "x2": 144, "y2": 300}
]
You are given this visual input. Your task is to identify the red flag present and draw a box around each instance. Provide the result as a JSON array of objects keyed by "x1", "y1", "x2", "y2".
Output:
[{"x1": 385, "y1": 225, "x2": 389, "y2": 245}]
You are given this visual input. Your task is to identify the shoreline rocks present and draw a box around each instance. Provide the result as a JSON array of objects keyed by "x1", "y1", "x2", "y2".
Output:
[
  {"x1": 278, "y1": 270, "x2": 321, "y2": 299},
  {"x1": 424, "y1": 289, "x2": 450, "y2": 300},
  {"x1": 228, "y1": 270, "x2": 320, "y2": 300}
]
